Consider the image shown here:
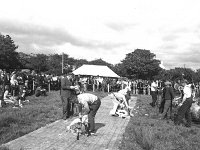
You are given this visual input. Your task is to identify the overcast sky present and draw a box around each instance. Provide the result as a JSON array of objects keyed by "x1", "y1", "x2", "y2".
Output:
[{"x1": 0, "y1": 0, "x2": 200, "y2": 70}]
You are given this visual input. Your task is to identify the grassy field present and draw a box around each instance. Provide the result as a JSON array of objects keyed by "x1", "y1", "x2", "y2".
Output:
[
  {"x1": 0, "y1": 91, "x2": 62, "y2": 145},
  {"x1": 0, "y1": 91, "x2": 108, "y2": 146},
  {"x1": 119, "y1": 95, "x2": 200, "y2": 150},
  {"x1": 1, "y1": 91, "x2": 200, "y2": 150}
]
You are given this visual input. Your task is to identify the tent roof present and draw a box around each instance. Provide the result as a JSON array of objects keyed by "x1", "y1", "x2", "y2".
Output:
[{"x1": 73, "y1": 64, "x2": 120, "y2": 78}]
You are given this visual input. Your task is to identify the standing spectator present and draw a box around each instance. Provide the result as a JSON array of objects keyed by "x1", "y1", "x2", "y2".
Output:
[
  {"x1": 150, "y1": 80, "x2": 158, "y2": 107},
  {"x1": 137, "y1": 80, "x2": 143, "y2": 94},
  {"x1": 60, "y1": 72, "x2": 77, "y2": 120},
  {"x1": 174, "y1": 80, "x2": 195, "y2": 127},
  {"x1": 159, "y1": 81, "x2": 175, "y2": 119},
  {"x1": 131, "y1": 80, "x2": 137, "y2": 94}
]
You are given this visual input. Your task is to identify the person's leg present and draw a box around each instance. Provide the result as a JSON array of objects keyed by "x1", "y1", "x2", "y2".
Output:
[
  {"x1": 110, "y1": 98, "x2": 120, "y2": 115},
  {"x1": 88, "y1": 99, "x2": 101, "y2": 132},
  {"x1": 174, "y1": 99, "x2": 190, "y2": 125},
  {"x1": 61, "y1": 96, "x2": 70, "y2": 119},
  {"x1": 185, "y1": 100, "x2": 193, "y2": 127},
  {"x1": 160, "y1": 100, "x2": 171, "y2": 119},
  {"x1": 151, "y1": 91, "x2": 157, "y2": 107},
  {"x1": 159, "y1": 99, "x2": 165, "y2": 113}
]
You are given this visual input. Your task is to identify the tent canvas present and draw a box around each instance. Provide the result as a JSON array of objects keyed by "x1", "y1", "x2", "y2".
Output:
[{"x1": 73, "y1": 64, "x2": 120, "y2": 78}]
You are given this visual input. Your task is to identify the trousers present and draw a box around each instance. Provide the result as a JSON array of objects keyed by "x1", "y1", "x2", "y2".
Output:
[
  {"x1": 174, "y1": 97, "x2": 193, "y2": 127},
  {"x1": 88, "y1": 98, "x2": 101, "y2": 132}
]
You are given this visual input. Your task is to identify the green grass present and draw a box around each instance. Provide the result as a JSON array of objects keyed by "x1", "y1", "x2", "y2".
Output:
[
  {"x1": 119, "y1": 95, "x2": 200, "y2": 150},
  {"x1": 0, "y1": 91, "x2": 108, "y2": 146},
  {"x1": 0, "y1": 91, "x2": 63, "y2": 145}
]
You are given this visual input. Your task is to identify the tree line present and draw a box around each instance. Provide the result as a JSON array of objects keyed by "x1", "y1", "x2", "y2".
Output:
[{"x1": 1, "y1": 33, "x2": 200, "y2": 83}]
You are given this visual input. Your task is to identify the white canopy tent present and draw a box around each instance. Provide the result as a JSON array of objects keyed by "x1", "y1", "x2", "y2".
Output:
[{"x1": 73, "y1": 64, "x2": 120, "y2": 78}]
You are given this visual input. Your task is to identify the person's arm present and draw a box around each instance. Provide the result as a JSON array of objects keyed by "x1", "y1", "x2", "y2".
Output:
[
  {"x1": 4, "y1": 91, "x2": 10, "y2": 99},
  {"x1": 179, "y1": 87, "x2": 188, "y2": 105}
]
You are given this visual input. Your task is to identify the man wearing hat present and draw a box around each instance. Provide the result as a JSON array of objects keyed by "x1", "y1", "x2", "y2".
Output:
[
  {"x1": 60, "y1": 72, "x2": 77, "y2": 120},
  {"x1": 159, "y1": 81, "x2": 175, "y2": 119}
]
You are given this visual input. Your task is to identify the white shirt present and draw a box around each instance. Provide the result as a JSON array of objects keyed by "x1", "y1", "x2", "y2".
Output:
[
  {"x1": 77, "y1": 93, "x2": 98, "y2": 105},
  {"x1": 181, "y1": 84, "x2": 193, "y2": 104},
  {"x1": 3, "y1": 90, "x2": 10, "y2": 100},
  {"x1": 183, "y1": 84, "x2": 192, "y2": 98},
  {"x1": 77, "y1": 93, "x2": 98, "y2": 113},
  {"x1": 151, "y1": 82, "x2": 157, "y2": 91},
  {"x1": 112, "y1": 92, "x2": 126, "y2": 102}
]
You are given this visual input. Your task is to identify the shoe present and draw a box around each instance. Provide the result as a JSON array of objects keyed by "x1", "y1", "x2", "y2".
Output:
[
  {"x1": 13, "y1": 106, "x2": 19, "y2": 109},
  {"x1": 129, "y1": 113, "x2": 134, "y2": 117},
  {"x1": 62, "y1": 116, "x2": 70, "y2": 120},
  {"x1": 128, "y1": 106, "x2": 133, "y2": 109},
  {"x1": 90, "y1": 132, "x2": 97, "y2": 136}
]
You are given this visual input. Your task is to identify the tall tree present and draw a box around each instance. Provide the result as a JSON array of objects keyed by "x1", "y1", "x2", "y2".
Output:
[
  {"x1": 29, "y1": 54, "x2": 49, "y2": 72},
  {"x1": 119, "y1": 49, "x2": 161, "y2": 79},
  {"x1": 47, "y1": 54, "x2": 62, "y2": 75},
  {"x1": 0, "y1": 34, "x2": 22, "y2": 69}
]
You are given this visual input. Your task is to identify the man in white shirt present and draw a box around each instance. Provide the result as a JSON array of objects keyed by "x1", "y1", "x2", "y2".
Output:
[
  {"x1": 150, "y1": 80, "x2": 158, "y2": 107},
  {"x1": 74, "y1": 93, "x2": 101, "y2": 134},
  {"x1": 109, "y1": 87, "x2": 133, "y2": 117},
  {"x1": 174, "y1": 80, "x2": 195, "y2": 127}
]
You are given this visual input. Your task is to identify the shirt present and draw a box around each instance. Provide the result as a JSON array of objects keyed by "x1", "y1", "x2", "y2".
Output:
[
  {"x1": 181, "y1": 84, "x2": 193, "y2": 104},
  {"x1": 77, "y1": 93, "x2": 98, "y2": 114},
  {"x1": 151, "y1": 82, "x2": 157, "y2": 91},
  {"x1": 111, "y1": 92, "x2": 126, "y2": 102},
  {"x1": 77, "y1": 93, "x2": 98, "y2": 105},
  {"x1": 183, "y1": 84, "x2": 192, "y2": 98}
]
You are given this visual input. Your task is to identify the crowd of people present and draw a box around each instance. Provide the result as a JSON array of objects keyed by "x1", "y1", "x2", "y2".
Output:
[
  {"x1": 0, "y1": 69, "x2": 50, "y2": 108},
  {"x1": 150, "y1": 79, "x2": 200, "y2": 128},
  {"x1": 1, "y1": 68, "x2": 200, "y2": 130}
]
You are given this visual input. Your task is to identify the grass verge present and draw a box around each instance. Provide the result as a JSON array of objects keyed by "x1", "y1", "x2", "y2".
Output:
[
  {"x1": 119, "y1": 95, "x2": 200, "y2": 150},
  {"x1": 0, "y1": 91, "x2": 108, "y2": 146}
]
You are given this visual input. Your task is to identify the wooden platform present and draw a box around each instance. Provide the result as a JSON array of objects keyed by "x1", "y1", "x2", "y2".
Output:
[{"x1": 3, "y1": 95, "x2": 137, "y2": 150}]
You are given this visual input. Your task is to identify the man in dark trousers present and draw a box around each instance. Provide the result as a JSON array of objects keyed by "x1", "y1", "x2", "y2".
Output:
[
  {"x1": 174, "y1": 80, "x2": 195, "y2": 127},
  {"x1": 60, "y1": 72, "x2": 76, "y2": 120},
  {"x1": 159, "y1": 81, "x2": 175, "y2": 119}
]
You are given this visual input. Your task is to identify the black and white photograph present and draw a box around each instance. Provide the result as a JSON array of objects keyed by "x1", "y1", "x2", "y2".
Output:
[{"x1": 1, "y1": 0, "x2": 200, "y2": 149}]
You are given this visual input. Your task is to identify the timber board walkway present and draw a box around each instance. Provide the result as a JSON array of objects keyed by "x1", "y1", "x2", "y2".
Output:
[{"x1": 3, "y1": 95, "x2": 137, "y2": 150}]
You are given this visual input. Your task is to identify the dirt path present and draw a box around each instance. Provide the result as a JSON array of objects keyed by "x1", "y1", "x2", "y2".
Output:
[{"x1": 3, "y1": 95, "x2": 137, "y2": 150}]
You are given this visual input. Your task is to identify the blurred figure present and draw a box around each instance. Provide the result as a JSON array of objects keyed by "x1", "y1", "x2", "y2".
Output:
[
  {"x1": 159, "y1": 81, "x2": 175, "y2": 119},
  {"x1": 60, "y1": 72, "x2": 77, "y2": 120},
  {"x1": 174, "y1": 80, "x2": 195, "y2": 127},
  {"x1": 35, "y1": 85, "x2": 47, "y2": 97},
  {"x1": 150, "y1": 80, "x2": 158, "y2": 107},
  {"x1": 109, "y1": 87, "x2": 133, "y2": 117}
]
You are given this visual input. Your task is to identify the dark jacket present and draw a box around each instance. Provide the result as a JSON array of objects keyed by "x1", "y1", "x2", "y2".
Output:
[
  {"x1": 60, "y1": 76, "x2": 73, "y2": 98},
  {"x1": 162, "y1": 86, "x2": 175, "y2": 100}
]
